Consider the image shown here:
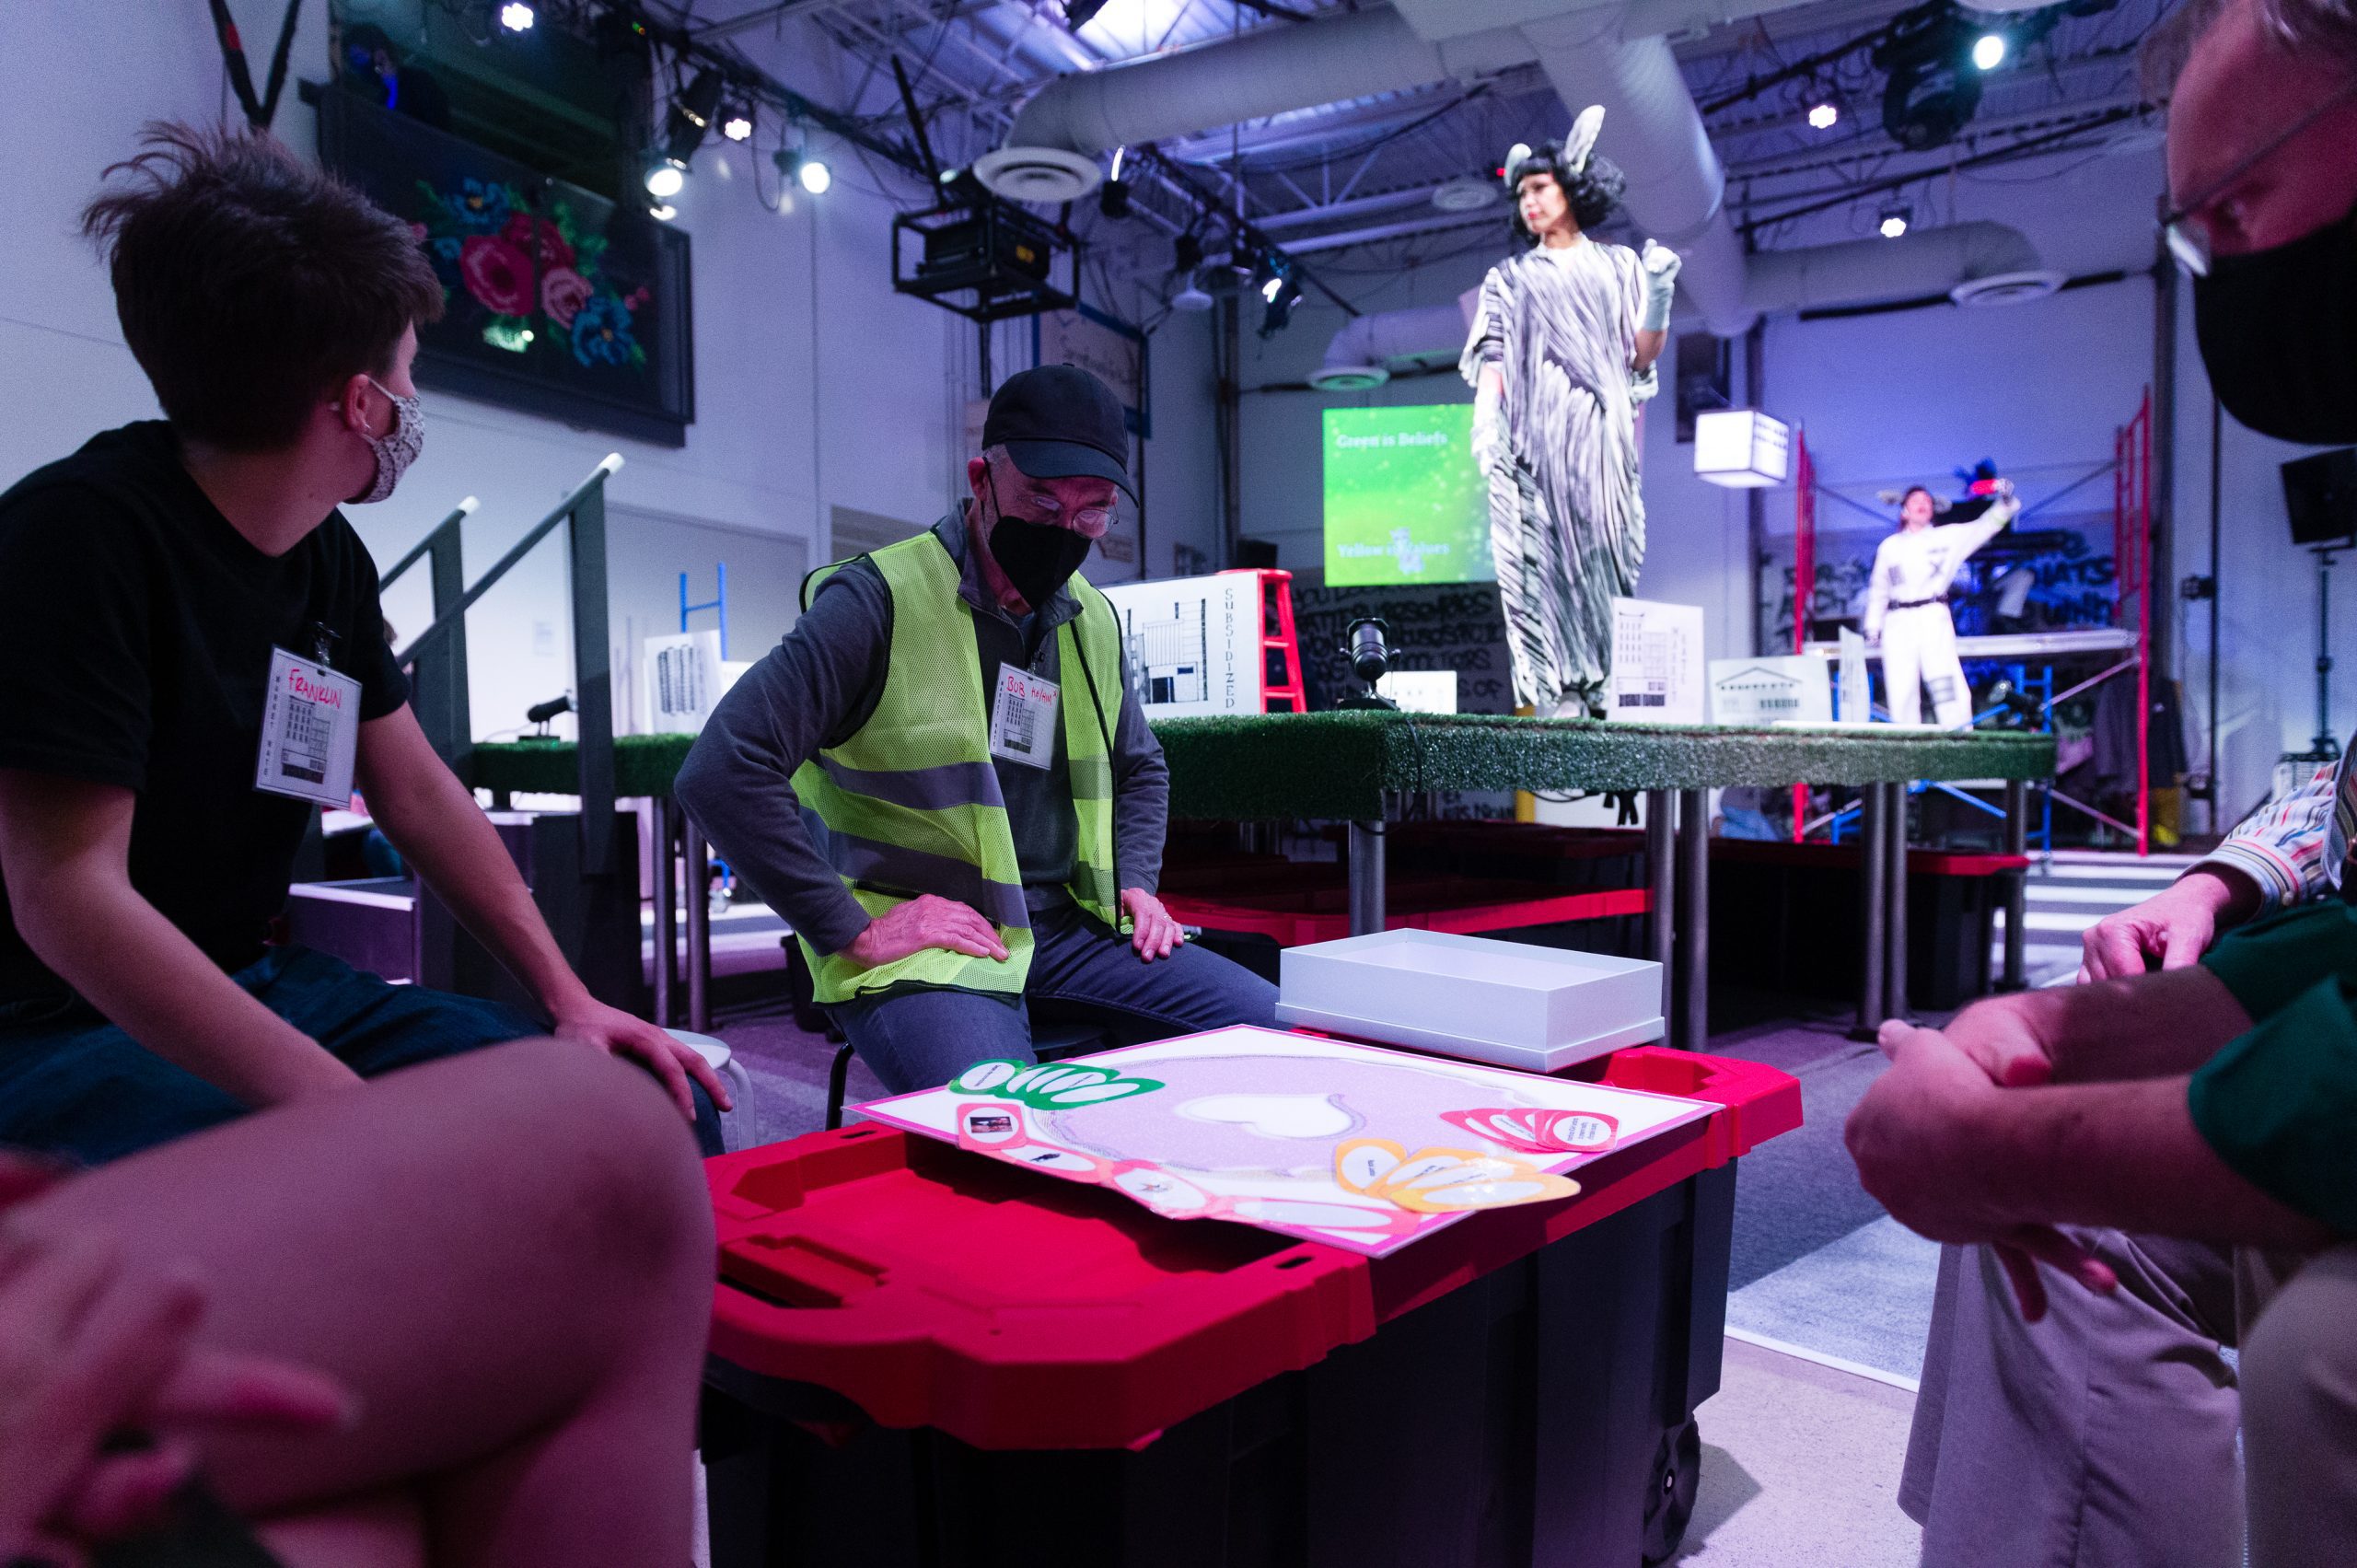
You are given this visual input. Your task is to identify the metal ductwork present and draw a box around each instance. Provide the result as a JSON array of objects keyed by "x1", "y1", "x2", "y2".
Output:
[
  {"x1": 1307, "y1": 222, "x2": 2055, "y2": 389},
  {"x1": 1744, "y1": 221, "x2": 2060, "y2": 315},
  {"x1": 990, "y1": 3, "x2": 1768, "y2": 334},
  {"x1": 1517, "y1": 20, "x2": 1754, "y2": 335},
  {"x1": 1307, "y1": 298, "x2": 1478, "y2": 390},
  {"x1": 997, "y1": 9, "x2": 1531, "y2": 175}
]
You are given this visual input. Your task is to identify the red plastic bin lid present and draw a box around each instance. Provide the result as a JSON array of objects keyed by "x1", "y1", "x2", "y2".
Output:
[{"x1": 708, "y1": 1044, "x2": 1800, "y2": 1451}]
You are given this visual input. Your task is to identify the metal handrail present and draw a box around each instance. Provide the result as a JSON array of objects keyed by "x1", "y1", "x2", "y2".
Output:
[
  {"x1": 395, "y1": 455, "x2": 621, "y2": 666},
  {"x1": 392, "y1": 453, "x2": 626, "y2": 874},
  {"x1": 382, "y1": 495, "x2": 478, "y2": 589}
]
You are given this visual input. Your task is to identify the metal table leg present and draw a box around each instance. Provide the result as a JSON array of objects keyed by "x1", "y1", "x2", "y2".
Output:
[
  {"x1": 1853, "y1": 784, "x2": 1888, "y2": 1040},
  {"x1": 685, "y1": 823, "x2": 713, "y2": 1034},
  {"x1": 1676, "y1": 786, "x2": 1710, "y2": 1051},
  {"x1": 1347, "y1": 818, "x2": 1387, "y2": 936},
  {"x1": 2001, "y1": 778, "x2": 2028, "y2": 992},
  {"x1": 1645, "y1": 789, "x2": 1675, "y2": 1030},
  {"x1": 651, "y1": 796, "x2": 677, "y2": 1028},
  {"x1": 1884, "y1": 781, "x2": 1910, "y2": 1024}
]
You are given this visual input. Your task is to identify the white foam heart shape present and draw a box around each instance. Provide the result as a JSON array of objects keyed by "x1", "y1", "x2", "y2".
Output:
[{"x1": 1178, "y1": 1093, "x2": 1356, "y2": 1140}]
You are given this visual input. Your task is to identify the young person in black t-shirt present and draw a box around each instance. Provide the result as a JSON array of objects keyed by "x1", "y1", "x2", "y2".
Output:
[{"x1": 0, "y1": 124, "x2": 727, "y2": 1164}]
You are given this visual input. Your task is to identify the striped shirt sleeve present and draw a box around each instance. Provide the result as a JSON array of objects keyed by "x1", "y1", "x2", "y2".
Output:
[{"x1": 2193, "y1": 761, "x2": 2340, "y2": 913}]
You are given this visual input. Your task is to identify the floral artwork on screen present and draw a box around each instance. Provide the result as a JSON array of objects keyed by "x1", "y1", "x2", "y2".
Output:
[
  {"x1": 415, "y1": 176, "x2": 654, "y2": 374},
  {"x1": 315, "y1": 87, "x2": 692, "y2": 444}
]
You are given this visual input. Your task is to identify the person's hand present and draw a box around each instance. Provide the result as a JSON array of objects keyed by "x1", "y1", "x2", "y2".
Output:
[
  {"x1": 1120, "y1": 889, "x2": 1186, "y2": 962},
  {"x1": 1846, "y1": 1023, "x2": 2117, "y2": 1321},
  {"x1": 1471, "y1": 376, "x2": 1506, "y2": 469},
  {"x1": 2078, "y1": 870, "x2": 2244, "y2": 981},
  {"x1": 1900, "y1": 994, "x2": 2054, "y2": 1088},
  {"x1": 0, "y1": 1221, "x2": 353, "y2": 1561},
  {"x1": 1639, "y1": 239, "x2": 1681, "y2": 331},
  {"x1": 548, "y1": 998, "x2": 732, "y2": 1122},
  {"x1": 846, "y1": 894, "x2": 1010, "y2": 972}
]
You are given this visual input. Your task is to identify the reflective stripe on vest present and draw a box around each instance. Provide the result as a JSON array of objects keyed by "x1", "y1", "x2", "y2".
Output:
[{"x1": 793, "y1": 530, "x2": 1124, "y2": 1005}]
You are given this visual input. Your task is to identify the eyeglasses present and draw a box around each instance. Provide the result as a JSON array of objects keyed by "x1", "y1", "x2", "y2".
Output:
[
  {"x1": 1009, "y1": 490, "x2": 1115, "y2": 535},
  {"x1": 2159, "y1": 78, "x2": 2357, "y2": 277}
]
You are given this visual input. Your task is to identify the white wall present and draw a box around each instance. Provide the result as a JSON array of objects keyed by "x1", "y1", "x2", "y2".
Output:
[{"x1": 0, "y1": 1, "x2": 973, "y2": 742}]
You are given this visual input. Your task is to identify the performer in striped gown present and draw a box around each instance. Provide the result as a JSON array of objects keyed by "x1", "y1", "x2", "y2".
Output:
[{"x1": 1462, "y1": 109, "x2": 1681, "y2": 716}]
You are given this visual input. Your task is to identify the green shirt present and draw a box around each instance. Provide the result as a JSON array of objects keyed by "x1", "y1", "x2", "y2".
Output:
[{"x1": 2192, "y1": 901, "x2": 2357, "y2": 1233}]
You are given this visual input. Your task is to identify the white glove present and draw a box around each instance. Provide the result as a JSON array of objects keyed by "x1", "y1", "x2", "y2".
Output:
[
  {"x1": 1639, "y1": 240, "x2": 1681, "y2": 332},
  {"x1": 1472, "y1": 376, "x2": 1506, "y2": 468}
]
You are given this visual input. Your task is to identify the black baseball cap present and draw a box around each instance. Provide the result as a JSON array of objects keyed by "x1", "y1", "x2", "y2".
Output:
[{"x1": 982, "y1": 365, "x2": 1135, "y2": 503}]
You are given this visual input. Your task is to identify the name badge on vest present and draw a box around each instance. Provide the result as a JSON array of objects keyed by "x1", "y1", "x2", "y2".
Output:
[
  {"x1": 990, "y1": 665, "x2": 1060, "y2": 771},
  {"x1": 255, "y1": 646, "x2": 361, "y2": 807}
]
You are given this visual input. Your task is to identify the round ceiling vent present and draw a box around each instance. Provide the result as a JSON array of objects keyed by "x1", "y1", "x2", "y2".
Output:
[
  {"x1": 974, "y1": 146, "x2": 1101, "y2": 203},
  {"x1": 1306, "y1": 364, "x2": 1391, "y2": 392},
  {"x1": 1950, "y1": 269, "x2": 2066, "y2": 308},
  {"x1": 1430, "y1": 175, "x2": 1498, "y2": 213}
]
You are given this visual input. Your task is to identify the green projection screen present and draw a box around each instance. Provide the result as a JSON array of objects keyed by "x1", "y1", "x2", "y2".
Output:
[{"x1": 1321, "y1": 404, "x2": 1492, "y2": 587}]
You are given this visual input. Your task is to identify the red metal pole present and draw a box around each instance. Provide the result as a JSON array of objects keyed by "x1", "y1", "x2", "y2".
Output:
[{"x1": 1793, "y1": 433, "x2": 1815, "y2": 842}]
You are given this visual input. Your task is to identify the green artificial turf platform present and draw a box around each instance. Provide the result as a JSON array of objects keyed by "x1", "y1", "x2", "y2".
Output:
[
  {"x1": 470, "y1": 712, "x2": 2053, "y2": 824},
  {"x1": 1154, "y1": 711, "x2": 2056, "y2": 821}
]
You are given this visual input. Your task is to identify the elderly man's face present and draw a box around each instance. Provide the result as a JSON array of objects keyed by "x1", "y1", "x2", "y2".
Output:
[
  {"x1": 2167, "y1": 0, "x2": 2357, "y2": 258},
  {"x1": 966, "y1": 456, "x2": 1117, "y2": 540}
]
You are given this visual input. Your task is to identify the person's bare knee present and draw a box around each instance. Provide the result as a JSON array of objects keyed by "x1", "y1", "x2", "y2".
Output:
[{"x1": 501, "y1": 1036, "x2": 715, "y2": 1292}]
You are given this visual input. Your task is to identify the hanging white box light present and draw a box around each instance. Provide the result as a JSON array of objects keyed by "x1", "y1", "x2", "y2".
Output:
[{"x1": 1694, "y1": 409, "x2": 1793, "y2": 488}]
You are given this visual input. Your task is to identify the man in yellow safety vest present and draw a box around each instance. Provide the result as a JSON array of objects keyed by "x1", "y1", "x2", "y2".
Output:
[{"x1": 679, "y1": 366, "x2": 1275, "y2": 1092}]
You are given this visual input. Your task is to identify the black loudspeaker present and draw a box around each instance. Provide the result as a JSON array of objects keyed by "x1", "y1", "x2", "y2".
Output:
[
  {"x1": 1233, "y1": 537, "x2": 1280, "y2": 570},
  {"x1": 2283, "y1": 447, "x2": 2357, "y2": 547}
]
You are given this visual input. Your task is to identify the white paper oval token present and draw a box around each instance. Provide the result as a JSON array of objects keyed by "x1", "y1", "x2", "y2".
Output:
[
  {"x1": 955, "y1": 1061, "x2": 1018, "y2": 1092},
  {"x1": 1423, "y1": 1179, "x2": 1552, "y2": 1208},
  {"x1": 1050, "y1": 1081, "x2": 1142, "y2": 1105},
  {"x1": 1337, "y1": 1143, "x2": 1402, "y2": 1192}
]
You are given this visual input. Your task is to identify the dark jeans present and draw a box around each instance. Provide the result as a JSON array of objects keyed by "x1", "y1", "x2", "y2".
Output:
[
  {"x1": 830, "y1": 899, "x2": 1280, "y2": 1095},
  {"x1": 0, "y1": 944, "x2": 722, "y2": 1166}
]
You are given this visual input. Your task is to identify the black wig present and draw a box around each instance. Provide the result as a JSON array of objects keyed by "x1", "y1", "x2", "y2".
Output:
[{"x1": 1507, "y1": 140, "x2": 1626, "y2": 242}]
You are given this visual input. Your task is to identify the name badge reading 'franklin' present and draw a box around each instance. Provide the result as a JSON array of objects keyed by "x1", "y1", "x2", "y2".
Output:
[
  {"x1": 989, "y1": 665, "x2": 1061, "y2": 771},
  {"x1": 254, "y1": 647, "x2": 360, "y2": 807}
]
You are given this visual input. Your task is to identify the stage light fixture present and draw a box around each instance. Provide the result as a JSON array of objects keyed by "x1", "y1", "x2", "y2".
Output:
[
  {"x1": 720, "y1": 106, "x2": 754, "y2": 143},
  {"x1": 775, "y1": 140, "x2": 830, "y2": 196},
  {"x1": 498, "y1": 2, "x2": 534, "y2": 32},
  {"x1": 1971, "y1": 31, "x2": 2007, "y2": 70},
  {"x1": 662, "y1": 68, "x2": 726, "y2": 165},
  {"x1": 1807, "y1": 100, "x2": 1839, "y2": 130},
  {"x1": 1098, "y1": 178, "x2": 1132, "y2": 220},
  {"x1": 1259, "y1": 273, "x2": 1302, "y2": 338},
  {"x1": 1173, "y1": 232, "x2": 1203, "y2": 273},
  {"x1": 649, "y1": 203, "x2": 678, "y2": 222},
  {"x1": 1879, "y1": 207, "x2": 1910, "y2": 238},
  {"x1": 644, "y1": 158, "x2": 686, "y2": 199},
  {"x1": 1172, "y1": 272, "x2": 1214, "y2": 313}
]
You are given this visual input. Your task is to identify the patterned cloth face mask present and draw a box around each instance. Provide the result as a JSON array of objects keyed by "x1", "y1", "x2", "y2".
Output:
[{"x1": 339, "y1": 377, "x2": 426, "y2": 505}]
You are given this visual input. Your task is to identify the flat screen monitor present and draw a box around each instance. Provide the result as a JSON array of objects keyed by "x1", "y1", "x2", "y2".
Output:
[{"x1": 1321, "y1": 404, "x2": 1492, "y2": 587}]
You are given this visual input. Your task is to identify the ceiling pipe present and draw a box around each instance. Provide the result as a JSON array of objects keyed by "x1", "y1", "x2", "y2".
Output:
[
  {"x1": 1744, "y1": 220, "x2": 2054, "y2": 314},
  {"x1": 1306, "y1": 221, "x2": 2053, "y2": 388},
  {"x1": 991, "y1": 2, "x2": 1786, "y2": 335},
  {"x1": 1308, "y1": 299, "x2": 1479, "y2": 390},
  {"x1": 1517, "y1": 21, "x2": 1754, "y2": 334},
  {"x1": 998, "y1": 9, "x2": 1531, "y2": 159}
]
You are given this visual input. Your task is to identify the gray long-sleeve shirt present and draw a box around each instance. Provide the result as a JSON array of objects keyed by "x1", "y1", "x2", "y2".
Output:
[{"x1": 675, "y1": 513, "x2": 1167, "y2": 956}]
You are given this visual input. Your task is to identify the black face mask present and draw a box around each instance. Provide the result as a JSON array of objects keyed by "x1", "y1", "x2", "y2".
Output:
[
  {"x1": 982, "y1": 481, "x2": 1095, "y2": 610},
  {"x1": 2192, "y1": 203, "x2": 2357, "y2": 446}
]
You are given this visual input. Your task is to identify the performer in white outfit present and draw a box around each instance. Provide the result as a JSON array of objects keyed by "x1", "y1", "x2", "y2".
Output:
[
  {"x1": 1462, "y1": 108, "x2": 1681, "y2": 716},
  {"x1": 1864, "y1": 482, "x2": 2021, "y2": 727}
]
